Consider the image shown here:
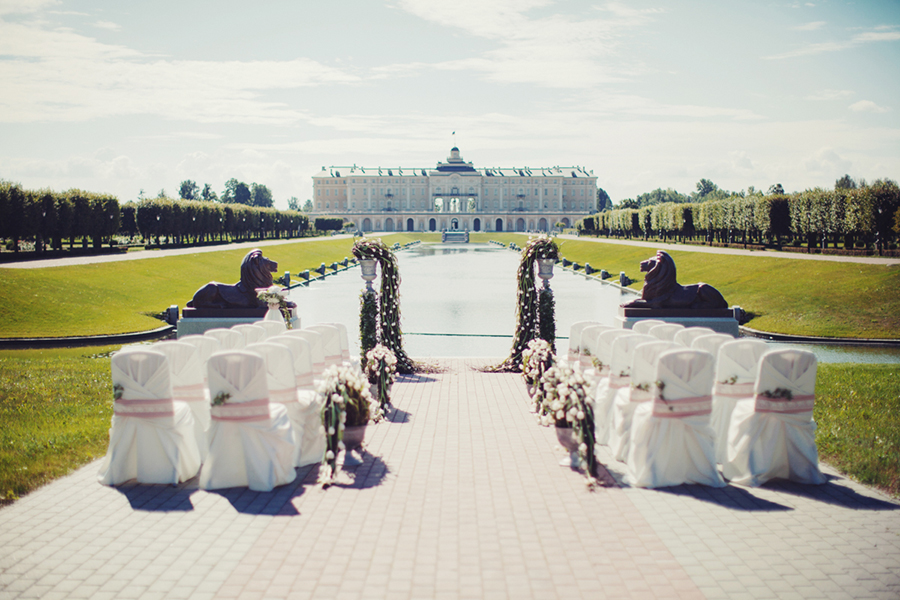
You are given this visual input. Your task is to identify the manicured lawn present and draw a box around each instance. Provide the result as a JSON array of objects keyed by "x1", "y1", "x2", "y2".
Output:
[{"x1": 554, "y1": 238, "x2": 900, "y2": 339}]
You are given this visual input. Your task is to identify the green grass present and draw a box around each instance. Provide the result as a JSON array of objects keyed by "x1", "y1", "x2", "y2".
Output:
[
  {"x1": 815, "y1": 363, "x2": 900, "y2": 496},
  {"x1": 0, "y1": 346, "x2": 119, "y2": 506},
  {"x1": 554, "y1": 238, "x2": 900, "y2": 339}
]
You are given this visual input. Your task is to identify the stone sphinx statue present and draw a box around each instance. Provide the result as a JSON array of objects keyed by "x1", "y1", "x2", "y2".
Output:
[
  {"x1": 622, "y1": 250, "x2": 728, "y2": 310},
  {"x1": 187, "y1": 248, "x2": 285, "y2": 310}
]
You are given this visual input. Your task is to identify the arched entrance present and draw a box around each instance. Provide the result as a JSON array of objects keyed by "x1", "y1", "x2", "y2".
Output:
[
  {"x1": 407, "y1": 218, "x2": 414, "y2": 232},
  {"x1": 429, "y1": 218, "x2": 436, "y2": 231},
  {"x1": 362, "y1": 218, "x2": 372, "y2": 232},
  {"x1": 451, "y1": 218, "x2": 459, "y2": 230},
  {"x1": 561, "y1": 217, "x2": 570, "y2": 228},
  {"x1": 495, "y1": 218, "x2": 503, "y2": 232},
  {"x1": 385, "y1": 218, "x2": 394, "y2": 232},
  {"x1": 516, "y1": 218, "x2": 525, "y2": 232},
  {"x1": 473, "y1": 218, "x2": 481, "y2": 232},
  {"x1": 538, "y1": 218, "x2": 548, "y2": 232}
]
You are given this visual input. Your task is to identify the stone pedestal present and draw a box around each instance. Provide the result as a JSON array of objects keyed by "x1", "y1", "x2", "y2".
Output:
[
  {"x1": 615, "y1": 307, "x2": 739, "y2": 337},
  {"x1": 176, "y1": 307, "x2": 300, "y2": 337}
]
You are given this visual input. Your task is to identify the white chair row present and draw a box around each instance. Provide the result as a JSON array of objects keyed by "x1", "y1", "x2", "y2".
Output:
[
  {"x1": 585, "y1": 332, "x2": 824, "y2": 488},
  {"x1": 99, "y1": 321, "x2": 355, "y2": 491}
]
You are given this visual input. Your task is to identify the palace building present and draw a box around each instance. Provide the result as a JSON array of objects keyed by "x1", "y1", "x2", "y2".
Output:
[{"x1": 310, "y1": 147, "x2": 597, "y2": 233}]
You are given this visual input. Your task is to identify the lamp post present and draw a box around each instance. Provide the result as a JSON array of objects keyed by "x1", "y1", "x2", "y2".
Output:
[{"x1": 537, "y1": 258, "x2": 555, "y2": 289}]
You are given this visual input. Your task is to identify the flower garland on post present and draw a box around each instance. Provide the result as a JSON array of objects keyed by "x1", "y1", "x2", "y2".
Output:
[
  {"x1": 521, "y1": 338, "x2": 555, "y2": 397},
  {"x1": 365, "y1": 344, "x2": 397, "y2": 412},
  {"x1": 256, "y1": 285, "x2": 294, "y2": 328},
  {"x1": 317, "y1": 365, "x2": 383, "y2": 486},
  {"x1": 359, "y1": 288, "x2": 378, "y2": 361},
  {"x1": 488, "y1": 235, "x2": 559, "y2": 372},
  {"x1": 352, "y1": 237, "x2": 415, "y2": 374},
  {"x1": 533, "y1": 363, "x2": 599, "y2": 488},
  {"x1": 538, "y1": 284, "x2": 556, "y2": 353}
]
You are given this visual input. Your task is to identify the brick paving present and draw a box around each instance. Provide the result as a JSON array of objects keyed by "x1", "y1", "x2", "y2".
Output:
[{"x1": 1, "y1": 359, "x2": 898, "y2": 600}]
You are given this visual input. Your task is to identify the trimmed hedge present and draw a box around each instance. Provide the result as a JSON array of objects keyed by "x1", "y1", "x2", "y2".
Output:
[{"x1": 314, "y1": 217, "x2": 344, "y2": 232}]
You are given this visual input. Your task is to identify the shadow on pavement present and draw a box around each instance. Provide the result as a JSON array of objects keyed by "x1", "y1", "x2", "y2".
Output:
[
  {"x1": 763, "y1": 474, "x2": 899, "y2": 510},
  {"x1": 655, "y1": 483, "x2": 794, "y2": 512}
]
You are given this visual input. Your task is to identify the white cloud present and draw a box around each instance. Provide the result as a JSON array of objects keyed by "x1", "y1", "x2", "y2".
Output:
[
  {"x1": 806, "y1": 89, "x2": 853, "y2": 101},
  {"x1": 849, "y1": 100, "x2": 889, "y2": 113},
  {"x1": 803, "y1": 147, "x2": 851, "y2": 175},
  {"x1": 0, "y1": 0, "x2": 57, "y2": 15},
  {"x1": 793, "y1": 21, "x2": 826, "y2": 31},
  {"x1": 93, "y1": 20, "x2": 120, "y2": 31},
  {"x1": 765, "y1": 26, "x2": 900, "y2": 59},
  {"x1": 0, "y1": 19, "x2": 361, "y2": 124}
]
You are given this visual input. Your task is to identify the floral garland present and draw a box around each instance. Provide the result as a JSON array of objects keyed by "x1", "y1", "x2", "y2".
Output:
[
  {"x1": 256, "y1": 285, "x2": 293, "y2": 328},
  {"x1": 487, "y1": 235, "x2": 559, "y2": 372},
  {"x1": 359, "y1": 288, "x2": 378, "y2": 360},
  {"x1": 365, "y1": 344, "x2": 397, "y2": 412},
  {"x1": 317, "y1": 365, "x2": 383, "y2": 486},
  {"x1": 534, "y1": 363, "x2": 599, "y2": 487},
  {"x1": 352, "y1": 237, "x2": 415, "y2": 373},
  {"x1": 522, "y1": 338, "x2": 555, "y2": 393}
]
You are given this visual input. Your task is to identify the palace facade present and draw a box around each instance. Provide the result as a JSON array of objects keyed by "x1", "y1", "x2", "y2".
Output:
[{"x1": 310, "y1": 147, "x2": 597, "y2": 233}]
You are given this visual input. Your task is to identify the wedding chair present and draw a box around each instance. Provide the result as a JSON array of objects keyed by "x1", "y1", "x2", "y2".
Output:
[
  {"x1": 648, "y1": 323, "x2": 685, "y2": 341},
  {"x1": 200, "y1": 351, "x2": 297, "y2": 491},
  {"x1": 612, "y1": 340, "x2": 679, "y2": 461},
  {"x1": 626, "y1": 349, "x2": 724, "y2": 488},
  {"x1": 268, "y1": 335, "x2": 325, "y2": 466},
  {"x1": 723, "y1": 349, "x2": 825, "y2": 486},
  {"x1": 567, "y1": 320, "x2": 601, "y2": 365},
  {"x1": 178, "y1": 334, "x2": 221, "y2": 371},
  {"x1": 305, "y1": 325, "x2": 343, "y2": 367},
  {"x1": 632, "y1": 319, "x2": 665, "y2": 335},
  {"x1": 600, "y1": 333, "x2": 655, "y2": 449},
  {"x1": 285, "y1": 329, "x2": 326, "y2": 376},
  {"x1": 710, "y1": 339, "x2": 769, "y2": 463},
  {"x1": 691, "y1": 333, "x2": 734, "y2": 356},
  {"x1": 579, "y1": 324, "x2": 611, "y2": 375},
  {"x1": 232, "y1": 323, "x2": 267, "y2": 346},
  {"x1": 257, "y1": 320, "x2": 288, "y2": 339},
  {"x1": 324, "y1": 322, "x2": 352, "y2": 364},
  {"x1": 674, "y1": 327, "x2": 717, "y2": 347},
  {"x1": 204, "y1": 328, "x2": 244, "y2": 350},
  {"x1": 151, "y1": 341, "x2": 210, "y2": 461},
  {"x1": 98, "y1": 350, "x2": 201, "y2": 485},
  {"x1": 589, "y1": 329, "x2": 633, "y2": 443},
  {"x1": 245, "y1": 342, "x2": 305, "y2": 467}
]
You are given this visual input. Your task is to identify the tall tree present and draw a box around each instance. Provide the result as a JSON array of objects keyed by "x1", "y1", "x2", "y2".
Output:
[
  {"x1": 287, "y1": 196, "x2": 300, "y2": 211},
  {"x1": 222, "y1": 179, "x2": 251, "y2": 205},
  {"x1": 302, "y1": 199, "x2": 313, "y2": 212},
  {"x1": 201, "y1": 183, "x2": 217, "y2": 202},
  {"x1": 835, "y1": 174, "x2": 857, "y2": 190},
  {"x1": 250, "y1": 183, "x2": 274, "y2": 208},
  {"x1": 617, "y1": 198, "x2": 639, "y2": 209},
  {"x1": 179, "y1": 180, "x2": 199, "y2": 200},
  {"x1": 767, "y1": 183, "x2": 785, "y2": 196},
  {"x1": 596, "y1": 187, "x2": 613, "y2": 212},
  {"x1": 695, "y1": 178, "x2": 718, "y2": 199}
]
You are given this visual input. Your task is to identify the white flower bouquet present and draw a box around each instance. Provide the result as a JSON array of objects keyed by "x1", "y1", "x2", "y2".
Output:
[
  {"x1": 256, "y1": 285, "x2": 294, "y2": 327},
  {"x1": 365, "y1": 344, "x2": 397, "y2": 410},
  {"x1": 522, "y1": 338, "x2": 554, "y2": 393}
]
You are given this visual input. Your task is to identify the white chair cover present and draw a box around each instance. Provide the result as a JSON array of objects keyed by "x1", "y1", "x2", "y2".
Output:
[
  {"x1": 649, "y1": 323, "x2": 685, "y2": 341},
  {"x1": 598, "y1": 333, "x2": 655, "y2": 447},
  {"x1": 286, "y1": 330, "x2": 326, "y2": 376},
  {"x1": 691, "y1": 333, "x2": 734, "y2": 354},
  {"x1": 205, "y1": 328, "x2": 244, "y2": 350},
  {"x1": 178, "y1": 334, "x2": 221, "y2": 369},
  {"x1": 674, "y1": 327, "x2": 716, "y2": 347},
  {"x1": 612, "y1": 341, "x2": 679, "y2": 461},
  {"x1": 98, "y1": 350, "x2": 201, "y2": 486},
  {"x1": 246, "y1": 342, "x2": 305, "y2": 467},
  {"x1": 588, "y1": 329, "x2": 632, "y2": 443},
  {"x1": 268, "y1": 335, "x2": 324, "y2": 466},
  {"x1": 723, "y1": 349, "x2": 825, "y2": 487},
  {"x1": 579, "y1": 324, "x2": 610, "y2": 374},
  {"x1": 324, "y1": 322, "x2": 352, "y2": 364},
  {"x1": 306, "y1": 325, "x2": 343, "y2": 367},
  {"x1": 567, "y1": 320, "x2": 600, "y2": 365},
  {"x1": 257, "y1": 320, "x2": 287, "y2": 339},
  {"x1": 627, "y1": 349, "x2": 725, "y2": 488},
  {"x1": 200, "y1": 351, "x2": 297, "y2": 491},
  {"x1": 710, "y1": 339, "x2": 770, "y2": 463},
  {"x1": 232, "y1": 323, "x2": 267, "y2": 346},
  {"x1": 150, "y1": 341, "x2": 210, "y2": 461},
  {"x1": 632, "y1": 319, "x2": 665, "y2": 335}
]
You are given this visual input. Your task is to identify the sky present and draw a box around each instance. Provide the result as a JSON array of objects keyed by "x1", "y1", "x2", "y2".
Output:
[{"x1": 1, "y1": 0, "x2": 898, "y2": 209}]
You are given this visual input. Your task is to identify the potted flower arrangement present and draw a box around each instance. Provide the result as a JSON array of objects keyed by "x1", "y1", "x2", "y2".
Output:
[
  {"x1": 365, "y1": 344, "x2": 397, "y2": 412},
  {"x1": 534, "y1": 363, "x2": 599, "y2": 487},
  {"x1": 256, "y1": 285, "x2": 294, "y2": 328},
  {"x1": 522, "y1": 338, "x2": 554, "y2": 398},
  {"x1": 317, "y1": 365, "x2": 383, "y2": 485}
]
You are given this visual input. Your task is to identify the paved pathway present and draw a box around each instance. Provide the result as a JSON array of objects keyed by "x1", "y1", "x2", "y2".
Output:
[{"x1": 1, "y1": 360, "x2": 898, "y2": 600}]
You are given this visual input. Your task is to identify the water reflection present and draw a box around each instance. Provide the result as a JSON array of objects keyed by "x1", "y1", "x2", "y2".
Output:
[{"x1": 289, "y1": 243, "x2": 899, "y2": 364}]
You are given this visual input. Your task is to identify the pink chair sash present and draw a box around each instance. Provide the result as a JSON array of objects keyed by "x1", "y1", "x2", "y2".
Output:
[
  {"x1": 652, "y1": 394, "x2": 712, "y2": 418},
  {"x1": 211, "y1": 398, "x2": 270, "y2": 422},
  {"x1": 713, "y1": 381, "x2": 755, "y2": 398},
  {"x1": 754, "y1": 393, "x2": 815, "y2": 414},
  {"x1": 269, "y1": 387, "x2": 299, "y2": 404},
  {"x1": 114, "y1": 397, "x2": 175, "y2": 418},
  {"x1": 594, "y1": 364, "x2": 610, "y2": 377},
  {"x1": 173, "y1": 383, "x2": 206, "y2": 403},
  {"x1": 629, "y1": 387, "x2": 653, "y2": 403},
  {"x1": 608, "y1": 374, "x2": 630, "y2": 390},
  {"x1": 295, "y1": 372, "x2": 315, "y2": 389}
]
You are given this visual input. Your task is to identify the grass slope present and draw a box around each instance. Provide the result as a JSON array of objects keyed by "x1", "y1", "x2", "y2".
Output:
[{"x1": 554, "y1": 239, "x2": 900, "y2": 339}]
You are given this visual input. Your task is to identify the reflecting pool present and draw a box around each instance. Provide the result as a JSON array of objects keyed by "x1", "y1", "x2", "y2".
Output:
[{"x1": 289, "y1": 243, "x2": 900, "y2": 364}]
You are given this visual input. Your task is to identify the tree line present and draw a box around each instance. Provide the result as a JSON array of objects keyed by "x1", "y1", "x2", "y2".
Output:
[
  {"x1": 0, "y1": 182, "x2": 312, "y2": 253},
  {"x1": 578, "y1": 178, "x2": 900, "y2": 253},
  {"x1": 176, "y1": 178, "x2": 302, "y2": 211}
]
